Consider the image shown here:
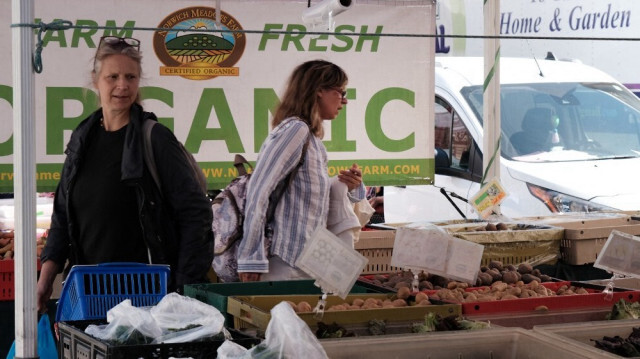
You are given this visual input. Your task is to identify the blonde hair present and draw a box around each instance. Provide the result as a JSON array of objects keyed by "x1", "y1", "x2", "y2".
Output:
[
  {"x1": 92, "y1": 41, "x2": 143, "y2": 104},
  {"x1": 272, "y1": 60, "x2": 348, "y2": 138}
]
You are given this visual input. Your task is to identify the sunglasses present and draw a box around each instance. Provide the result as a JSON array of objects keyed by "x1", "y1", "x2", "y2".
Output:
[{"x1": 98, "y1": 36, "x2": 141, "y2": 52}]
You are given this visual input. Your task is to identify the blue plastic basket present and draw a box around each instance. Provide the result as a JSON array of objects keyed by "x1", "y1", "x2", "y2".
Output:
[{"x1": 55, "y1": 262, "x2": 170, "y2": 322}]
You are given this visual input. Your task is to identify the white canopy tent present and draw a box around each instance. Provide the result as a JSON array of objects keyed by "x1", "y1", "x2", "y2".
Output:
[{"x1": 9, "y1": 0, "x2": 502, "y2": 356}]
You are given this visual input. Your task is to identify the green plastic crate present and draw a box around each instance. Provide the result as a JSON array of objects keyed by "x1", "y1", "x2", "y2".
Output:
[{"x1": 184, "y1": 279, "x2": 388, "y2": 327}]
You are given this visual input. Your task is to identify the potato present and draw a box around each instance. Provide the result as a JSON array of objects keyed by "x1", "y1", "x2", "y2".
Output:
[
  {"x1": 414, "y1": 292, "x2": 429, "y2": 303},
  {"x1": 517, "y1": 263, "x2": 533, "y2": 274},
  {"x1": 286, "y1": 301, "x2": 298, "y2": 312},
  {"x1": 488, "y1": 260, "x2": 504, "y2": 271},
  {"x1": 392, "y1": 299, "x2": 407, "y2": 307},
  {"x1": 297, "y1": 301, "x2": 312, "y2": 313},
  {"x1": 397, "y1": 286, "x2": 411, "y2": 300},
  {"x1": 502, "y1": 271, "x2": 518, "y2": 284}
]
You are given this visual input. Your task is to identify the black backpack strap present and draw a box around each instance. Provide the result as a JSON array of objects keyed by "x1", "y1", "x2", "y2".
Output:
[
  {"x1": 234, "y1": 154, "x2": 252, "y2": 176},
  {"x1": 142, "y1": 119, "x2": 162, "y2": 194}
]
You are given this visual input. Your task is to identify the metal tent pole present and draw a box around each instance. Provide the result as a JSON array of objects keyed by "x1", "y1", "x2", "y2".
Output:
[{"x1": 12, "y1": 0, "x2": 38, "y2": 357}]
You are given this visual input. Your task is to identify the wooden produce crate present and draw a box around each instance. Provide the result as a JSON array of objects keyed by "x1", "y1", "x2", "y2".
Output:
[
  {"x1": 441, "y1": 222, "x2": 564, "y2": 266},
  {"x1": 534, "y1": 319, "x2": 640, "y2": 358},
  {"x1": 355, "y1": 230, "x2": 400, "y2": 275},
  {"x1": 321, "y1": 327, "x2": 614, "y2": 359},
  {"x1": 183, "y1": 279, "x2": 389, "y2": 328},
  {"x1": 227, "y1": 293, "x2": 461, "y2": 333},
  {"x1": 559, "y1": 218, "x2": 640, "y2": 265}
]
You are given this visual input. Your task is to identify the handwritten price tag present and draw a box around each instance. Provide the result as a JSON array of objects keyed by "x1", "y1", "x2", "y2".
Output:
[
  {"x1": 296, "y1": 227, "x2": 368, "y2": 299},
  {"x1": 391, "y1": 225, "x2": 483, "y2": 283}
]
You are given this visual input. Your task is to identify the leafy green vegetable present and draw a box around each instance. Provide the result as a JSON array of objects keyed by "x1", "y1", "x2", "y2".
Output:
[
  {"x1": 606, "y1": 299, "x2": 640, "y2": 320},
  {"x1": 367, "y1": 319, "x2": 387, "y2": 336},
  {"x1": 411, "y1": 313, "x2": 491, "y2": 333}
]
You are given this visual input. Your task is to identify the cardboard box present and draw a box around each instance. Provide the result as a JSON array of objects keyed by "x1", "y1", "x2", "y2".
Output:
[
  {"x1": 355, "y1": 230, "x2": 400, "y2": 275},
  {"x1": 560, "y1": 221, "x2": 640, "y2": 265},
  {"x1": 227, "y1": 293, "x2": 461, "y2": 332}
]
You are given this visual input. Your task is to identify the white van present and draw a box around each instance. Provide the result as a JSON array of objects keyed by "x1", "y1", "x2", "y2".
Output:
[{"x1": 385, "y1": 56, "x2": 640, "y2": 223}]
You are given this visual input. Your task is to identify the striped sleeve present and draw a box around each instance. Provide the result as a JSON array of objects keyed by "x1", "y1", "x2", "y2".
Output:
[{"x1": 236, "y1": 120, "x2": 310, "y2": 273}]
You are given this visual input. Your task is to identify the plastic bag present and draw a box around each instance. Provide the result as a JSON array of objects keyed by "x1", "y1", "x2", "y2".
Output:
[
  {"x1": 149, "y1": 292, "x2": 226, "y2": 343},
  {"x1": 84, "y1": 293, "x2": 226, "y2": 345},
  {"x1": 6, "y1": 315, "x2": 58, "y2": 359},
  {"x1": 84, "y1": 299, "x2": 161, "y2": 345},
  {"x1": 217, "y1": 301, "x2": 328, "y2": 359},
  {"x1": 353, "y1": 197, "x2": 375, "y2": 227}
]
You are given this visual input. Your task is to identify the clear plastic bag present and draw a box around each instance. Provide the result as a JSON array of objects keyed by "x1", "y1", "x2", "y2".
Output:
[
  {"x1": 84, "y1": 292, "x2": 226, "y2": 345},
  {"x1": 217, "y1": 301, "x2": 328, "y2": 359},
  {"x1": 150, "y1": 292, "x2": 226, "y2": 343}
]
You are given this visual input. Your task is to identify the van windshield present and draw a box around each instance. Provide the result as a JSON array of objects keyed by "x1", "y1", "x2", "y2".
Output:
[{"x1": 461, "y1": 82, "x2": 640, "y2": 162}]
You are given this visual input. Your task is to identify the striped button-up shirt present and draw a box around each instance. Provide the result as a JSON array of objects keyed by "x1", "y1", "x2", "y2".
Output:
[{"x1": 237, "y1": 118, "x2": 364, "y2": 273}]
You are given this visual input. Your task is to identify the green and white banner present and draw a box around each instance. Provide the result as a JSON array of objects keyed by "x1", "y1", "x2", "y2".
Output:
[{"x1": 1, "y1": 0, "x2": 435, "y2": 191}]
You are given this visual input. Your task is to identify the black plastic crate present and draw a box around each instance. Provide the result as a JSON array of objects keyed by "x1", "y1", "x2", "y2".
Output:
[{"x1": 58, "y1": 320, "x2": 260, "y2": 359}]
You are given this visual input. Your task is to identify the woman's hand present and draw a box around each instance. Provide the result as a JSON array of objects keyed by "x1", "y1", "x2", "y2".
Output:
[
  {"x1": 36, "y1": 260, "x2": 60, "y2": 313},
  {"x1": 338, "y1": 163, "x2": 362, "y2": 191},
  {"x1": 369, "y1": 196, "x2": 384, "y2": 214},
  {"x1": 239, "y1": 272, "x2": 261, "y2": 282}
]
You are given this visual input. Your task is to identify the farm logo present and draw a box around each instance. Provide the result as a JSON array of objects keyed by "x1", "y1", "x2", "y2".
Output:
[{"x1": 153, "y1": 6, "x2": 246, "y2": 80}]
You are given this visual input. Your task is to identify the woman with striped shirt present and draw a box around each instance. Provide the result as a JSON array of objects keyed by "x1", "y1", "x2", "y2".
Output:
[{"x1": 237, "y1": 60, "x2": 365, "y2": 282}]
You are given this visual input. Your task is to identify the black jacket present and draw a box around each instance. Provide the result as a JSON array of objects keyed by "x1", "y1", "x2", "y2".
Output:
[{"x1": 41, "y1": 104, "x2": 213, "y2": 290}]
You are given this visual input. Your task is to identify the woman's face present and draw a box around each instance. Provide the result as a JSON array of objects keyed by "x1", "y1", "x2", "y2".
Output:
[
  {"x1": 94, "y1": 54, "x2": 140, "y2": 115},
  {"x1": 318, "y1": 86, "x2": 347, "y2": 120}
]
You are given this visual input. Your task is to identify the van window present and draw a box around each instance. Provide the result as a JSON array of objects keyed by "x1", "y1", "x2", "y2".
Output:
[
  {"x1": 460, "y1": 82, "x2": 640, "y2": 162},
  {"x1": 435, "y1": 96, "x2": 481, "y2": 181}
]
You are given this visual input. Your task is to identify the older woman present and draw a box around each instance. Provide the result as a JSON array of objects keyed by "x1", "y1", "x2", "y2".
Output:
[
  {"x1": 36, "y1": 36, "x2": 213, "y2": 312},
  {"x1": 237, "y1": 60, "x2": 364, "y2": 282}
]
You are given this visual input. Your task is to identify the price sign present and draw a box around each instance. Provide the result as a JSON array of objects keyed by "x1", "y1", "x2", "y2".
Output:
[
  {"x1": 470, "y1": 177, "x2": 508, "y2": 219},
  {"x1": 594, "y1": 230, "x2": 640, "y2": 277},
  {"x1": 391, "y1": 224, "x2": 483, "y2": 284},
  {"x1": 296, "y1": 226, "x2": 368, "y2": 299}
]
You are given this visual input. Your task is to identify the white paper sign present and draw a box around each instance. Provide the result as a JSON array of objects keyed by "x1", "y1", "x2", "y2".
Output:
[
  {"x1": 391, "y1": 226, "x2": 448, "y2": 272},
  {"x1": 391, "y1": 225, "x2": 483, "y2": 283},
  {"x1": 594, "y1": 230, "x2": 640, "y2": 277},
  {"x1": 446, "y1": 237, "x2": 484, "y2": 284},
  {"x1": 296, "y1": 227, "x2": 368, "y2": 299}
]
